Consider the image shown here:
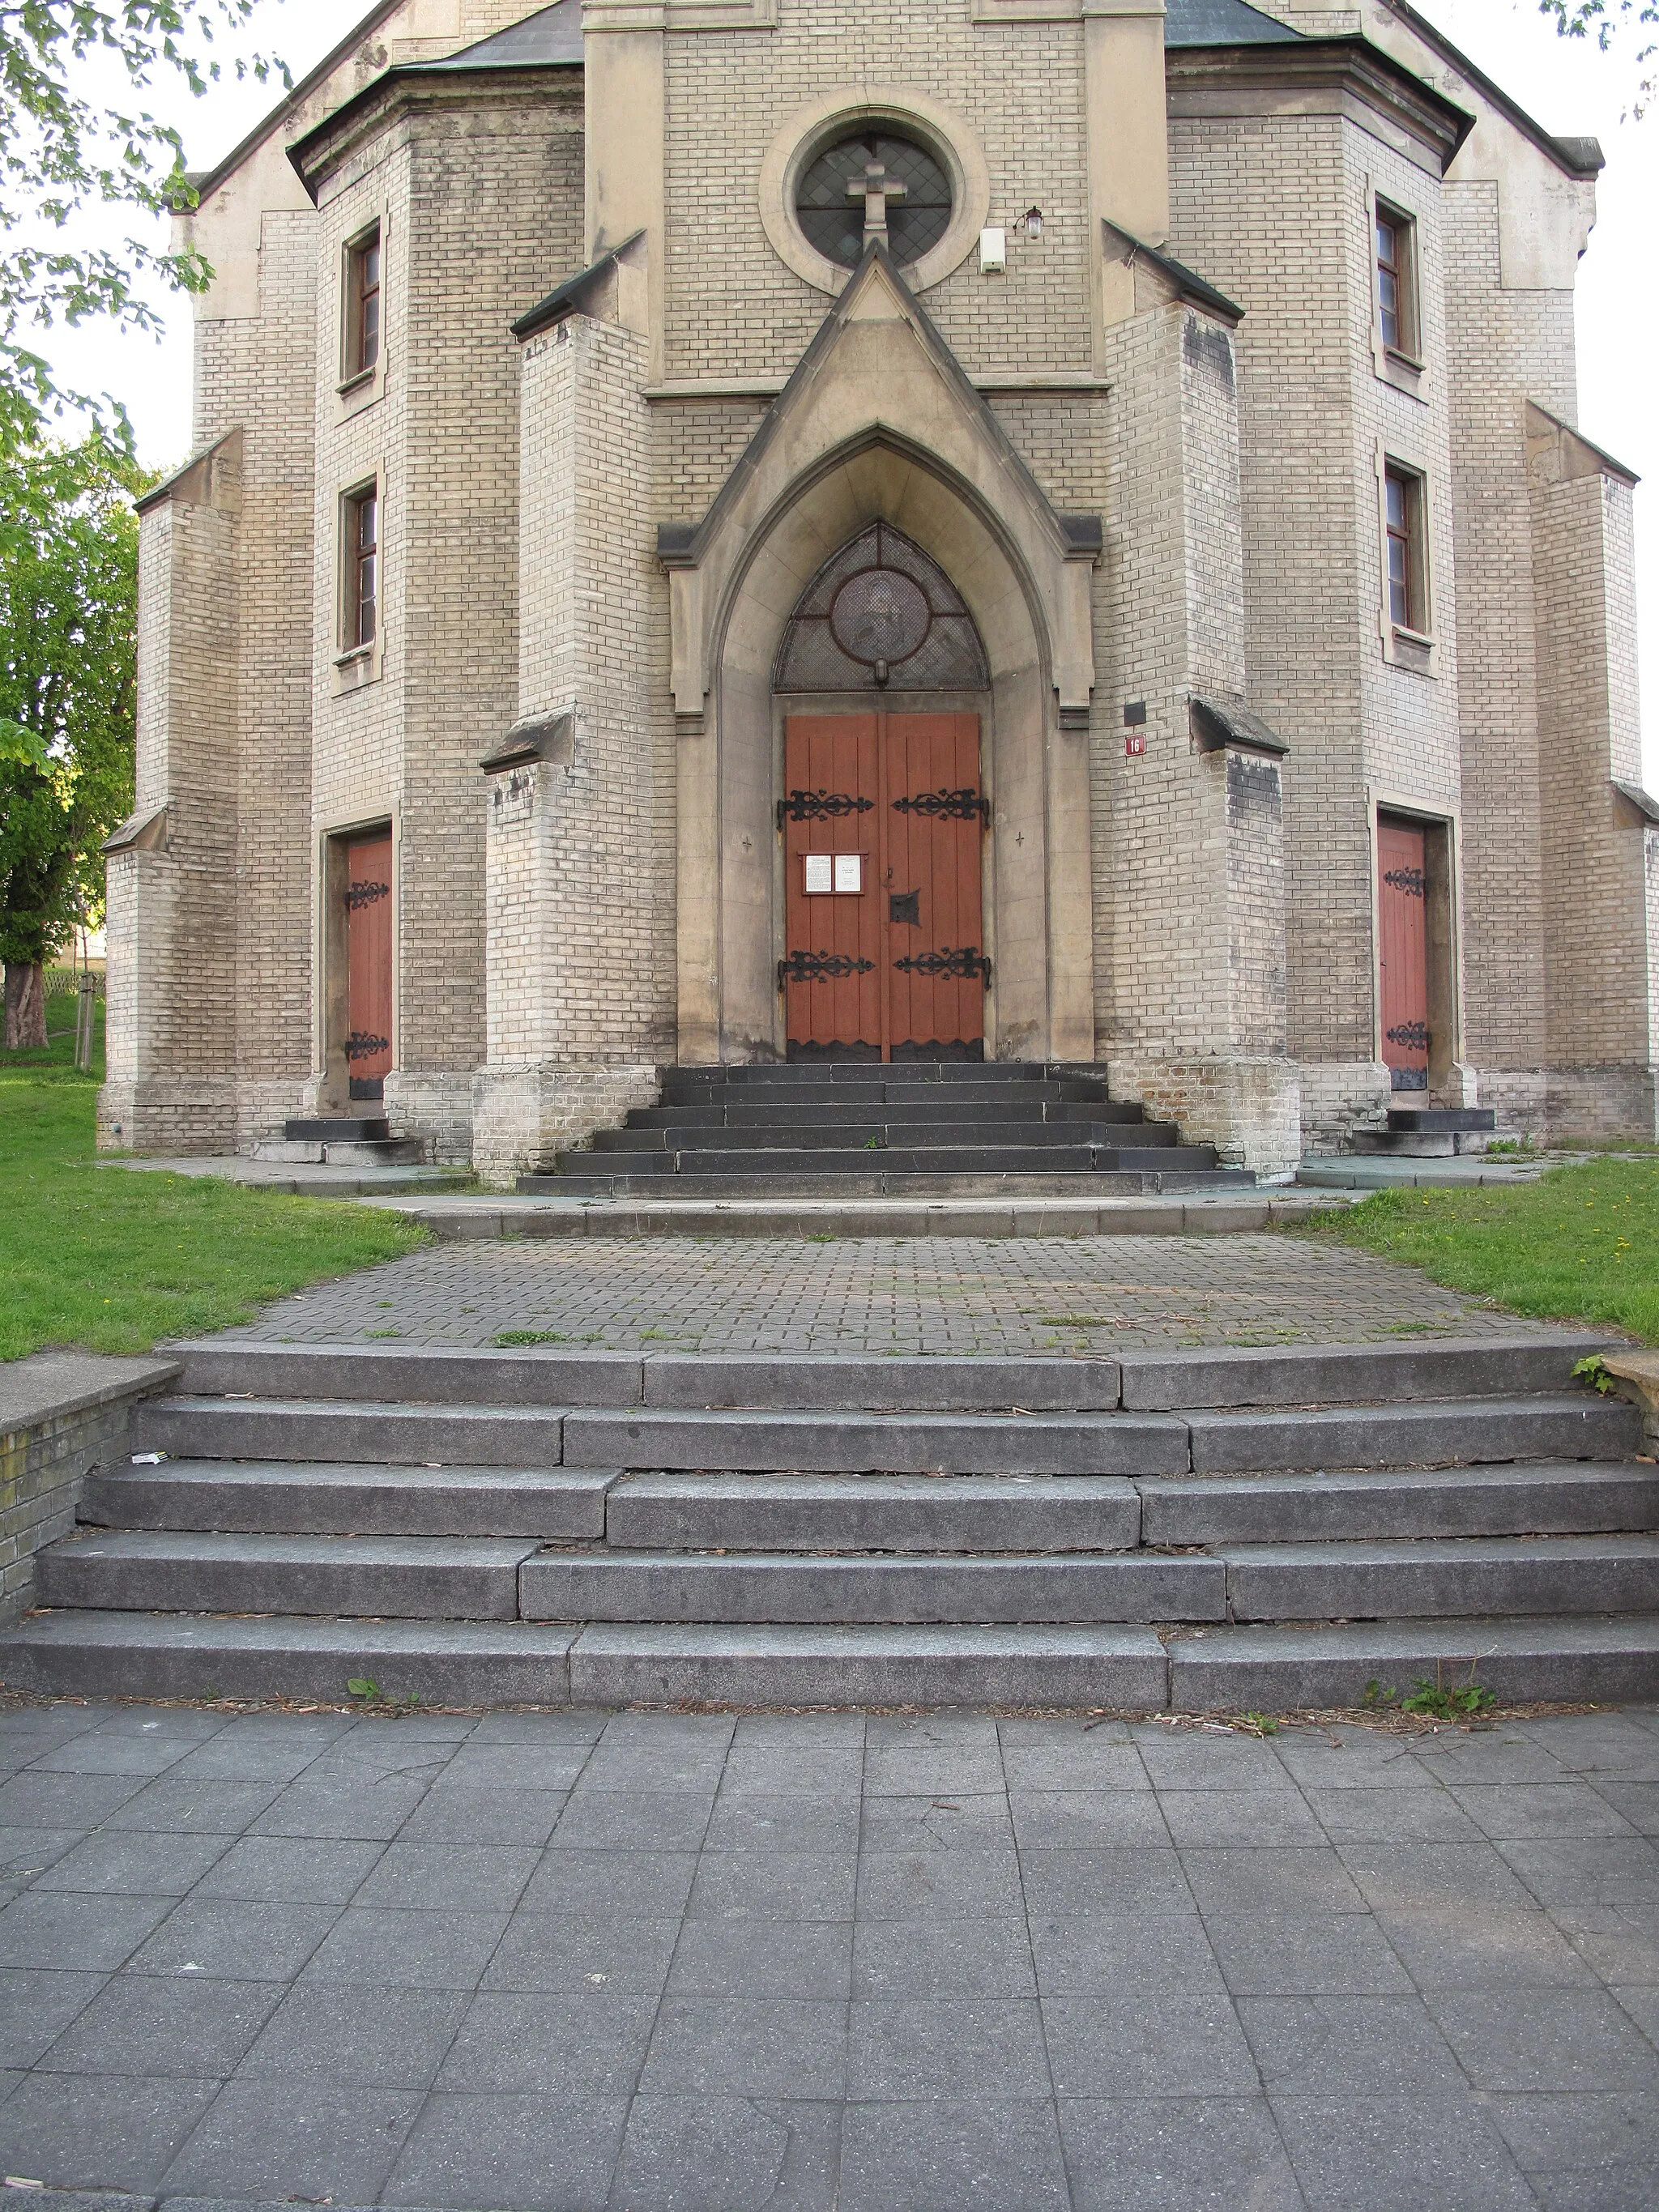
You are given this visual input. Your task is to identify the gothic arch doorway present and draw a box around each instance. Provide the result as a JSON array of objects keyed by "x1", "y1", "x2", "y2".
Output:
[{"x1": 772, "y1": 524, "x2": 992, "y2": 1060}]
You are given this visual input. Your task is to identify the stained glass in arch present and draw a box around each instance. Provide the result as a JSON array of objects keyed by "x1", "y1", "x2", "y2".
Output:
[{"x1": 773, "y1": 522, "x2": 991, "y2": 693}]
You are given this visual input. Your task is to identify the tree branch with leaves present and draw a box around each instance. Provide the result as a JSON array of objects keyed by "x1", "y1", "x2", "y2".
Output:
[
  {"x1": 0, "y1": 0, "x2": 288, "y2": 447},
  {"x1": 1538, "y1": 0, "x2": 1657, "y2": 114}
]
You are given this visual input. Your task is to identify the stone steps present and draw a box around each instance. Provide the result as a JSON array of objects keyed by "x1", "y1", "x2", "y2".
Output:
[
  {"x1": 539, "y1": 1059, "x2": 1247, "y2": 1198},
  {"x1": 8, "y1": 1331, "x2": 1657, "y2": 1712}
]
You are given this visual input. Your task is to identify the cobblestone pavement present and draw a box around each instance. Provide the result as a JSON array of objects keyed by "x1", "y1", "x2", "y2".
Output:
[
  {"x1": 212, "y1": 1234, "x2": 1561, "y2": 1356},
  {"x1": 0, "y1": 1701, "x2": 1657, "y2": 2209}
]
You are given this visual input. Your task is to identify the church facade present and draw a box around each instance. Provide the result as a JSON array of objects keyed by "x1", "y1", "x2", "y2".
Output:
[{"x1": 99, "y1": 0, "x2": 1659, "y2": 1181}]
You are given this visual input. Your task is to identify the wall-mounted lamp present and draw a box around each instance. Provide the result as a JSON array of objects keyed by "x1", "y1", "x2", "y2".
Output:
[{"x1": 1012, "y1": 207, "x2": 1044, "y2": 239}]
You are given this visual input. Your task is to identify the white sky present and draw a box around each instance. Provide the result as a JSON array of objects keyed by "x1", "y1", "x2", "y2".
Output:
[{"x1": 42, "y1": 0, "x2": 1659, "y2": 783}]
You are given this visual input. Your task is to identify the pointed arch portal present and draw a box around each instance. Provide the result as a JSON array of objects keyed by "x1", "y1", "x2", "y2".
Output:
[{"x1": 663, "y1": 247, "x2": 1099, "y2": 1067}]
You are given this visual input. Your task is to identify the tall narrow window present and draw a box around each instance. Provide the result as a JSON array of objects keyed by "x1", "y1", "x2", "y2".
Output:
[
  {"x1": 1384, "y1": 463, "x2": 1426, "y2": 633},
  {"x1": 1375, "y1": 203, "x2": 1417, "y2": 357},
  {"x1": 344, "y1": 484, "x2": 378, "y2": 649},
  {"x1": 344, "y1": 225, "x2": 381, "y2": 381}
]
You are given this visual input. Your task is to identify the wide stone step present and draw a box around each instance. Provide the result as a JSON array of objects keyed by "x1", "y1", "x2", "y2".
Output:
[
  {"x1": 1186, "y1": 1395, "x2": 1641, "y2": 1471},
  {"x1": 671, "y1": 1061, "x2": 1057, "y2": 1085},
  {"x1": 164, "y1": 1334, "x2": 1614, "y2": 1413},
  {"x1": 521, "y1": 1169, "x2": 1248, "y2": 1200},
  {"x1": 558, "y1": 1408, "x2": 1192, "y2": 1476},
  {"x1": 5, "y1": 1609, "x2": 1656, "y2": 1709},
  {"x1": 1115, "y1": 1336, "x2": 1612, "y2": 1410},
  {"x1": 36, "y1": 1531, "x2": 542, "y2": 1620},
  {"x1": 283, "y1": 1116, "x2": 391, "y2": 1142},
  {"x1": 1387, "y1": 1107, "x2": 1497, "y2": 1133},
  {"x1": 0, "y1": 1612, "x2": 578, "y2": 1705},
  {"x1": 655, "y1": 1084, "x2": 1119, "y2": 1115},
  {"x1": 82, "y1": 1460, "x2": 617, "y2": 1538},
  {"x1": 592, "y1": 1121, "x2": 1179, "y2": 1153},
  {"x1": 132, "y1": 1396, "x2": 569, "y2": 1468},
  {"x1": 607, "y1": 1473, "x2": 1140, "y2": 1552},
  {"x1": 1167, "y1": 1615, "x2": 1659, "y2": 1710},
  {"x1": 167, "y1": 1344, "x2": 1124, "y2": 1412},
  {"x1": 641, "y1": 1097, "x2": 1143, "y2": 1127},
  {"x1": 553, "y1": 1144, "x2": 1222, "y2": 1177},
  {"x1": 1218, "y1": 1534, "x2": 1659, "y2": 1620},
  {"x1": 1140, "y1": 1460, "x2": 1659, "y2": 1544},
  {"x1": 519, "y1": 1549, "x2": 1223, "y2": 1623}
]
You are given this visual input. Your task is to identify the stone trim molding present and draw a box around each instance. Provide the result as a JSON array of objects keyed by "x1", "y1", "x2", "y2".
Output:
[
  {"x1": 480, "y1": 713, "x2": 577, "y2": 774},
  {"x1": 581, "y1": 0, "x2": 777, "y2": 28},
  {"x1": 103, "y1": 800, "x2": 170, "y2": 856},
  {"x1": 757, "y1": 86, "x2": 992, "y2": 297}
]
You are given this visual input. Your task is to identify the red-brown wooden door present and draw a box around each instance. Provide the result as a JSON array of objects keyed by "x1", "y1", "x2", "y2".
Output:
[
  {"x1": 1377, "y1": 814, "x2": 1429, "y2": 1092},
  {"x1": 345, "y1": 831, "x2": 393, "y2": 1101},
  {"x1": 783, "y1": 712, "x2": 986, "y2": 1060}
]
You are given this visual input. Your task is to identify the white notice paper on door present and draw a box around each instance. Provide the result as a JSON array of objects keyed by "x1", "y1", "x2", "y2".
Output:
[
  {"x1": 834, "y1": 854, "x2": 863, "y2": 893},
  {"x1": 804, "y1": 854, "x2": 834, "y2": 893}
]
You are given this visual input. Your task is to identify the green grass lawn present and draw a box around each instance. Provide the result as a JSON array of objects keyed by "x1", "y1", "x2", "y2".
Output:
[
  {"x1": 1299, "y1": 1156, "x2": 1659, "y2": 1345},
  {"x1": 0, "y1": 1042, "x2": 428, "y2": 1362}
]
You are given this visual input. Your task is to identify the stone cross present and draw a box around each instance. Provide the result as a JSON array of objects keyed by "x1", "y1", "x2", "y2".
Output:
[{"x1": 847, "y1": 160, "x2": 906, "y2": 246}]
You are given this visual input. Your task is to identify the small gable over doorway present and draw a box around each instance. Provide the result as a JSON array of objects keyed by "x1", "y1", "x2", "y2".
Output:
[{"x1": 774, "y1": 522, "x2": 990, "y2": 693}]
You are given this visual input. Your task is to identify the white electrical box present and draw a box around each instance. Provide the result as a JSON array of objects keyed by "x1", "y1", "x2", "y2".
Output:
[{"x1": 979, "y1": 227, "x2": 1006, "y2": 273}]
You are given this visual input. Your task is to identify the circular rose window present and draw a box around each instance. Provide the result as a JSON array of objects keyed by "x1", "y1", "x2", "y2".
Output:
[{"x1": 795, "y1": 130, "x2": 953, "y2": 271}]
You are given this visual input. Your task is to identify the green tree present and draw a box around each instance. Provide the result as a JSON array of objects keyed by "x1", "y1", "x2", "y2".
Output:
[
  {"x1": 1, "y1": 429, "x2": 149, "y2": 1046},
  {"x1": 1, "y1": 2, "x2": 287, "y2": 445}
]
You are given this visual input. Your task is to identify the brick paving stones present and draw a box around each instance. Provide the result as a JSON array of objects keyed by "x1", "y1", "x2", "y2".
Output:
[
  {"x1": 0, "y1": 1702, "x2": 1656, "y2": 2207},
  {"x1": 211, "y1": 1231, "x2": 1554, "y2": 1357}
]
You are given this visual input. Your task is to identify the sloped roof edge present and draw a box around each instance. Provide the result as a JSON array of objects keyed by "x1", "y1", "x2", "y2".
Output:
[
  {"x1": 511, "y1": 232, "x2": 646, "y2": 338},
  {"x1": 1384, "y1": 0, "x2": 1605, "y2": 178}
]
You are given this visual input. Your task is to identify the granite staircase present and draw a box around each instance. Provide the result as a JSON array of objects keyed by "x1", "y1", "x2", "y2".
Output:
[
  {"x1": 519, "y1": 1061, "x2": 1253, "y2": 1200},
  {"x1": 6, "y1": 1336, "x2": 1659, "y2": 1711},
  {"x1": 1350, "y1": 1106, "x2": 1499, "y2": 1158}
]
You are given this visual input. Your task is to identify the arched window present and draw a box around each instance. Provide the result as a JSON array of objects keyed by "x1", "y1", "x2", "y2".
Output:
[
  {"x1": 795, "y1": 131, "x2": 953, "y2": 271},
  {"x1": 774, "y1": 522, "x2": 989, "y2": 693}
]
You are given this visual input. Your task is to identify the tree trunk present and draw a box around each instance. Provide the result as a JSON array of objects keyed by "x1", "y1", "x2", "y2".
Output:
[{"x1": 4, "y1": 961, "x2": 47, "y2": 1050}]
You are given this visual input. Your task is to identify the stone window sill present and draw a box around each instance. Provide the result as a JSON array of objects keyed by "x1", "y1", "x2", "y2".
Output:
[{"x1": 1382, "y1": 622, "x2": 1436, "y2": 676}]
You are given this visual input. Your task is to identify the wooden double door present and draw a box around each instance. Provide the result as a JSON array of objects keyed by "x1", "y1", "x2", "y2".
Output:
[{"x1": 782, "y1": 711, "x2": 987, "y2": 1061}]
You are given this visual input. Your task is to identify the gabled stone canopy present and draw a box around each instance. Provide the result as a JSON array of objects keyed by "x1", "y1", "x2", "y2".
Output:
[{"x1": 658, "y1": 243, "x2": 1101, "y2": 726}]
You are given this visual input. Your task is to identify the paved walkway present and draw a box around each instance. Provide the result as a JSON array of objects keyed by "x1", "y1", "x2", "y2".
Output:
[
  {"x1": 211, "y1": 1233, "x2": 1558, "y2": 1357},
  {"x1": 0, "y1": 1701, "x2": 1656, "y2": 2209}
]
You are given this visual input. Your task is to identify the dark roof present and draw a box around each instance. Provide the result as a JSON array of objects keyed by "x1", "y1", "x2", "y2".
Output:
[
  {"x1": 1102, "y1": 220, "x2": 1244, "y2": 324},
  {"x1": 1164, "y1": 0, "x2": 1301, "y2": 45},
  {"x1": 405, "y1": 0, "x2": 582, "y2": 71},
  {"x1": 512, "y1": 232, "x2": 645, "y2": 338}
]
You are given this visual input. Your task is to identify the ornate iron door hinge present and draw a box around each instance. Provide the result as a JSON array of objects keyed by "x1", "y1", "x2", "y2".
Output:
[
  {"x1": 346, "y1": 880, "x2": 390, "y2": 910},
  {"x1": 1382, "y1": 866, "x2": 1425, "y2": 897},
  {"x1": 344, "y1": 1030, "x2": 390, "y2": 1059},
  {"x1": 778, "y1": 948, "x2": 877, "y2": 990},
  {"x1": 893, "y1": 945, "x2": 992, "y2": 987},
  {"x1": 778, "y1": 789, "x2": 874, "y2": 829},
  {"x1": 892, "y1": 786, "x2": 990, "y2": 825},
  {"x1": 1384, "y1": 1021, "x2": 1429, "y2": 1049}
]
